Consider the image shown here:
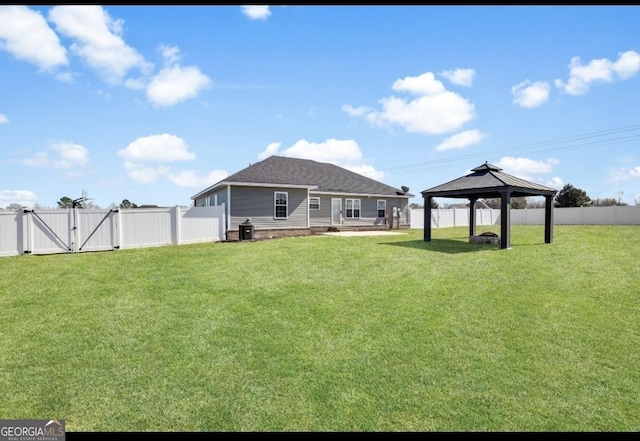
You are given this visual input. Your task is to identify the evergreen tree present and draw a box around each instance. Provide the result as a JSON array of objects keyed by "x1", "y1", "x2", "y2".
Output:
[{"x1": 554, "y1": 184, "x2": 591, "y2": 207}]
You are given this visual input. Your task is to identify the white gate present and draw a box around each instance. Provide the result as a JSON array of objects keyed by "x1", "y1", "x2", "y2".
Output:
[
  {"x1": 22, "y1": 208, "x2": 118, "y2": 255},
  {"x1": 2, "y1": 205, "x2": 225, "y2": 257}
]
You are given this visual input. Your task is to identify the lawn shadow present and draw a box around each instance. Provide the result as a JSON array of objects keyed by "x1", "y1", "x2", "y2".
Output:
[{"x1": 379, "y1": 238, "x2": 501, "y2": 254}]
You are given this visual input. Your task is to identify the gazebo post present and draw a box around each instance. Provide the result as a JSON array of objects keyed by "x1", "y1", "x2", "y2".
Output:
[
  {"x1": 424, "y1": 196, "x2": 432, "y2": 242},
  {"x1": 469, "y1": 198, "x2": 477, "y2": 238},
  {"x1": 500, "y1": 191, "x2": 511, "y2": 249},
  {"x1": 545, "y1": 194, "x2": 554, "y2": 243}
]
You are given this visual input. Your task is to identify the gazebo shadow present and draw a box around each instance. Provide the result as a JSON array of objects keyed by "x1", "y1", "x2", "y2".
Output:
[{"x1": 379, "y1": 238, "x2": 501, "y2": 254}]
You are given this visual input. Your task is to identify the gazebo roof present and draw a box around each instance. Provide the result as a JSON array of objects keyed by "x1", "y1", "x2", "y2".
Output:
[{"x1": 421, "y1": 162, "x2": 557, "y2": 199}]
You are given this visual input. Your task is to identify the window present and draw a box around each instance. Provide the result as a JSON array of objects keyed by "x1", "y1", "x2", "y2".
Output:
[
  {"x1": 274, "y1": 191, "x2": 288, "y2": 219},
  {"x1": 309, "y1": 197, "x2": 320, "y2": 210},
  {"x1": 377, "y1": 200, "x2": 386, "y2": 218},
  {"x1": 345, "y1": 199, "x2": 361, "y2": 218}
]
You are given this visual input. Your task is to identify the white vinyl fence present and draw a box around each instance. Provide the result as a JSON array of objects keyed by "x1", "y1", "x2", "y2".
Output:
[
  {"x1": 409, "y1": 205, "x2": 640, "y2": 229},
  {"x1": 0, "y1": 205, "x2": 225, "y2": 258}
]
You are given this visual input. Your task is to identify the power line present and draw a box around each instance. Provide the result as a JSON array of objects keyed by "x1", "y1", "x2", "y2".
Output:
[{"x1": 382, "y1": 123, "x2": 640, "y2": 174}]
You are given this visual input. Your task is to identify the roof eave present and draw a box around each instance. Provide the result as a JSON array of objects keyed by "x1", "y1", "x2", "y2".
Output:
[
  {"x1": 192, "y1": 181, "x2": 319, "y2": 199},
  {"x1": 421, "y1": 186, "x2": 557, "y2": 199},
  {"x1": 312, "y1": 190, "x2": 413, "y2": 198}
]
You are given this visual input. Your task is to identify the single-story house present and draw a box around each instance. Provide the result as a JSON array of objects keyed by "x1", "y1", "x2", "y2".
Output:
[{"x1": 191, "y1": 155, "x2": 413, "y2": 240}]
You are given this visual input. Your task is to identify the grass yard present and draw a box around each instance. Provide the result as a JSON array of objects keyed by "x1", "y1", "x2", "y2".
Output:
[{"x1": 1, "y1": 225, "x2": 639, "y2": 432}]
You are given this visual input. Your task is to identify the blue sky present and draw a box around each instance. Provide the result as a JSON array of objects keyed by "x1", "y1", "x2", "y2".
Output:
[{"x1": 1, "y1": 5, "x2": 640, "y2": 209}]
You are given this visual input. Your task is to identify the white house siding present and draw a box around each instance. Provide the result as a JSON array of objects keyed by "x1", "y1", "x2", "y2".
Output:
[{"x1": 229, "y1": 186, "x2": 308, "y2": 230}]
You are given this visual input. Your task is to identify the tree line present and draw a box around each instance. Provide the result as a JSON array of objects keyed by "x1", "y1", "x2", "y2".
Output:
[
  {"x1": 409, "y1": 183, "x2": 636, "y2": 209},
  {"x1": 2, "y1": 197, "x2": 138, "y2": 210},
  {"x1": 53, "y1": 197, "x2": 139, "y2": 209}
]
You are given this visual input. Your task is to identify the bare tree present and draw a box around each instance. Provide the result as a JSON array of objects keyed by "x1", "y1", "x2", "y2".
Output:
[{"x1": 526, "y1": 197, "x2": 546, "y2": 208}]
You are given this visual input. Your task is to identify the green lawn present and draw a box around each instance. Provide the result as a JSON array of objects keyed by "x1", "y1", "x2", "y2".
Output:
[{"x1": 1, "y1": 225, "x2": 639, "y2": 432}]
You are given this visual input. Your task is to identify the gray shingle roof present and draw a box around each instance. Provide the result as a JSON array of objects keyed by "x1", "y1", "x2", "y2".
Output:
[
  {"x1": 421, "y1": 162, "x2": 558, "y2": 198},
  {"x1": 196, "y1": 155, "x2": 412, "y2": 198}
]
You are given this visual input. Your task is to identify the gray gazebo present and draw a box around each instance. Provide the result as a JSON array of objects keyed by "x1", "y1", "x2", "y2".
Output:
[{"x1": 421, "y1": 162, "x2": 558, "y2": 249}]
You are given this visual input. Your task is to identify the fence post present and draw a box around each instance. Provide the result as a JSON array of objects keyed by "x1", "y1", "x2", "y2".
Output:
[
  {"x1": 116, "y1": 209, "x2": 123, "y2": 249},
  {"x1": 23, "y1": 209, "x2": 32, "y2": 254},
  {"x1": 220, "y1": 203, "x2": 227, "y2": 240},
  {"x1": 71, "y1": 208, "x2": 79, "y2": 253},
  {"x1": 173, "y1": 206, "x2": 181, "y2": 245}
]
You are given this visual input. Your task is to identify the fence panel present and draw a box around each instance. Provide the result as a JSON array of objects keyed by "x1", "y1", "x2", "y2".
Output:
[
  {"x1": 118, "y1": 207, "x2": 174, "y2": 249},
  {"x1": 0, "y1": 205, "x2": 226, "y2": 257},
  {"x1": 0, "y1": 210, "x2": 21, "y2": 257},
  {"x1": 178, "y1": 205, "x2": 225, "y2": 244},
  {"x1": 410, "y1": 205, "x2": 640, "y2": 228},
  {"x1": 613, "y1": 206, "x2": 640, "y2": 224}
]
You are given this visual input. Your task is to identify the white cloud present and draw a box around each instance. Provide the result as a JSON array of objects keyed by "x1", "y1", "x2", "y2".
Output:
[
  {"x1": 614, "y1": 50, "x2": 640, "y2": 79},
  {"x1": 0, "y1": 189, "x2": 38, "y2": 208},
  {"x1": 342, "y1": 104, "x2": 370, "y2": 117},
  {"x1": 241, "y1": 6, "x2": 271, "y2": 20},
  {"x1": 0, "y1": 5, "x2": 68, "y2": 71},
  {"x1": 166, "y1": 169, "x2": 229, "y2": 188},
  {"x1": 118, "y1": 134, "x2": 222, "y2": 185},
  {"x1": 122, "y1": 161, "x2": 170, "y2": 184},
  {"x1": 146, "y1": 65, "x2": 211, "y2": 107},
  {"x1": 343, "y1": 164, "x2": 386, "y2": 182},
  {"x1": 55, "y1": 72, "x2": 74, "y2": 83},
  {"x1": 0, "y1": 113, "x2": 7, "y2": 124},
  {"x1": 159, "y1": 44, "x2": 181, "y2": 65},
  {"x1": 48, "y1": 5, "x2": 152, "y2": 85},
  {"x1": 546, "y1": 177, "x2": 564, "y2": 189},
  {"x1": 257, "y1": 138, "x2": 387, "y2": 181},
  {"x1": 435, "y1": 129, "x2": 486, "y2": 151},
  {"x1": 511, "y1": 80, "x2": 550, "y2": 108},
  {"x1": 611, "y1": 165, "x2": 640, "y2": 181},
  {"x1": 22, "y1": 140, "x2": 89, "y2": 169},
  {"x1": 392, "y1": 71, "x2": 446, "y2": 95},
  {"x1": 257, "y1": 142, "x2": 282, "y2": 160},
  {"x1": 494, "y1": 156, "x2": 559, "y2": 181},
  {"x1": 52, "y1": 141, "x2": 89, "y2": 166},
  {"x1": 278, "y1": 139, "x2": 363, "y2": 163},
  {"x1": 118, "y1": 134, "x2": 196, "y2": 163},
  {"x1": 440, "y1": 68, "x2": 475, "y2": 87},
  {"x1": 554, "y1": 50, "x2": 640, "y2": 95},
  {"x1": 349, "y1": 71, "x2": 475, "y2": 135}
]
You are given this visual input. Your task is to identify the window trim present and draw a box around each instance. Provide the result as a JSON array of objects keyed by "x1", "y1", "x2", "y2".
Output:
[
  {"x1": 345, "y1": 198, "x2": 361, "y2": 218},
  {"x1": 274, "y1": 191, "x2": 288, "y2": 219},
  {"x1": 377, "y1": 200, "x2": 386, "y2": 218},
  {"x1": 309, "y1": 196, "x2": 320, "y2": 210}
]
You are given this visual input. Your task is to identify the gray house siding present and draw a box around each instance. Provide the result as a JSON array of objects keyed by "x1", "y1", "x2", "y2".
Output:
[
  {"x1": 308, "y1": 194, "x2": 333, "y2": 227},
  {"x1": 213, "y1": 189, "x2": 228, "y2": 208},
  {"x1": 191, "y1": 156, "x2": 414, "y2": 237},
  {"x1": 229, "y1": 186, "x2": 308, "y2": 230},
  {"x1": 309, "y1": 194, "x2": 410, "y2": 227},
  {"x1": 194, "y1": 188, "x2": 227, "y2": 208}
]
